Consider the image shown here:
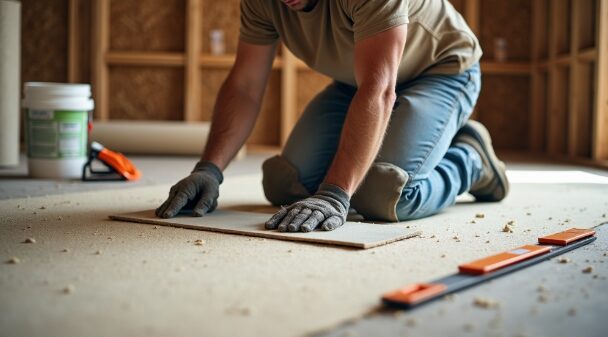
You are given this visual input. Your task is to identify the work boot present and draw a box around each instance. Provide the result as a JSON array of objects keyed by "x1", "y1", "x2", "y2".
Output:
[{"x1": 453, "y1": 120, "x2": 509, "y2": 202}]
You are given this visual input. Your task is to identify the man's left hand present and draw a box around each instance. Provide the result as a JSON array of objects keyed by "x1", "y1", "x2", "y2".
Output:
[{"x1": 265, "y1": 183, "x2": 350, "y2": 232}]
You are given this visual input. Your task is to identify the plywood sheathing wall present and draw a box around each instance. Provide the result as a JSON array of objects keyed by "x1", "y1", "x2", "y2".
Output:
[
  {"x1": 21, "y1": 0, "x2": 69, "y2": 84},
  {"x1": 19, "y1": 0, "x2": 608, "y2": 164}
]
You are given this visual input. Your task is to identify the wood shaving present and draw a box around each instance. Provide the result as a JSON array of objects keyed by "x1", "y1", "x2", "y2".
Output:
[
  {"x1": 440, "y1": 254, "x2": 446, "y2": 258},
  {"x1": 582, "y1": 266, "x2": 593, "y2": 273},
  {"x1": 62, "y1": 285, "x2": 75, "y2": 294},
  {"x1": 404, "y1": 318, "x2": 417, "y2": 327},
  {"x1": 463, "y1": 323, "x2": 475, "y2": 332},
  {"x1": 502, "y1": 224, "x2": 514, "y2": 233},
  {"x1": 475, "y1": 213, "x2": 485, "y2": 218},
  {"x1": 95, "y1": 250, "x2": 102, "y2": 255},
  {"x1": 473, "y1": 297, "x2": 500, "y2": 309},
  {"x1": 538, "y1": 294, "x2": 549, "y2": 303},
  {"x1": 194, "y1": 239, "x2": 205, "y2": 246},
  {"x1": 507, "y1": 220, "x2": 515, "y2": 225},
  {"x1": 537, "y1": 285, "x2": 546, "y2": 292},
  {"x1": 485, "y1": 240, "x2": 490, "y2": 244},
  {"x1": 56, "y1": 216, "x2": 63, "y2": 221},
  {"x1": 443, "y1": 294, "x2": 455, "y2": 301},
  {"x1": 526, "y1": 212, "x2": 532, "y2": 216},
  {"x1": 6, "y1": 257, "x2": 20, "y2": 264},
  {"x1": 568, "y1": 308, "x2": 576, "y2": 316},
  {"x1": 153, "y1": 226, "x2": 159, "y2": 229},
  {"x1": 557, "y1": 257, "x2": 571, "y2": 264},
  {"x1": 23, "y1": 237, "x2": 36, "y2": 244},
  {"x1": 61, "y1": 248, "x2": 69, "y2": 253}
]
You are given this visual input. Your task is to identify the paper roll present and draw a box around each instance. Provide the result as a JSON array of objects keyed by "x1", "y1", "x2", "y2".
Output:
[
  {"x1": 0, "y1": 0, "x2": 21, "y2": 166},
  {"x1": 90, "y1": 120, "x2": 212, "y2": 155}
]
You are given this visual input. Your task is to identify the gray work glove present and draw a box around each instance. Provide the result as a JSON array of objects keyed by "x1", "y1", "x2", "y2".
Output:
[
  {"x1": 265, "y1": 183, "x2": 349, "y2": 232},
  {"x1": 155, "y1": 161, "x2": 223, "y2": 218}
]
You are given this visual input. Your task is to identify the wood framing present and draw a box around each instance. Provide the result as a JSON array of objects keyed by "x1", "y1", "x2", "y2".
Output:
[
  {"x1": 567, "y1": 0, "x2": 581, "y2": 156},
  {"x1": 71, "y1": 0, "x2": 608, "y2": 165},
  {"x1": 594, "y1": 0, "x2": 608, "y2": 160},
  {"x1": 530, "y1": 0, "x2": 547, "y2": 152},
  {"x1": 67, "y1": 0, "x2": 80, "y2": 82},
  {"x1": 91, "y1": 0, "x2": 109, "y2": 120},
  {"x1": 184, "y1": 0, "x2": 202, "y2": 121}
]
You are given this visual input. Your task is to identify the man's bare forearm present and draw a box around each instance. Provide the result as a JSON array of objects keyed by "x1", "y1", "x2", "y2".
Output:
[
  {"x1": 201, "y1": 77, "x2": 263, "y2": 170},
  {"x1": 323, "y1": 86, "x2": 396, "y2": 195}
]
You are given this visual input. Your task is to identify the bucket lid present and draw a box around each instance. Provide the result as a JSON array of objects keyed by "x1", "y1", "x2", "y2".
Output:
[
  {"x1": 22, "y1": 82, "x2": 94, "y2": 111},
  {"x1": 24, "y1": 82, "x2": 91, "y2": 97}
]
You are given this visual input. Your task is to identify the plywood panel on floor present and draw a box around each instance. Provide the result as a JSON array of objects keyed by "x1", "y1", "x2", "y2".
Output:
[{"x1": 110, "y1": 209, "x2": 421, "y2": 249}]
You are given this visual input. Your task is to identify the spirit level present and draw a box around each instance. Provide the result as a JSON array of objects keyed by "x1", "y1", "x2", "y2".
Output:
[{"x1": 382, "y1": 228, "x2": 596, "y2": 309}]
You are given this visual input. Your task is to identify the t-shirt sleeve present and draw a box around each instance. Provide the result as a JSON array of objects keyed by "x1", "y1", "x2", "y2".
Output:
[
  {"x1": 348, "y1": 0, "x2": 409, "y2": 42},
  {"x1": 239, "y1": 0, "x2": 279, "y2": 45}
]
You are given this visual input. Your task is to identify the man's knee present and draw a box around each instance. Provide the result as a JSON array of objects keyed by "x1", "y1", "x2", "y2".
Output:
[
  {"x1": 262, "y1": 155, "x2": 310, "y2": 206},
  {"x1": 351, "y1": 162, "x2": 410, "y2": 222}
]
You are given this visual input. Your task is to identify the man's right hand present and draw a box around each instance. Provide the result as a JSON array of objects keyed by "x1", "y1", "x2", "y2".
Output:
[{"x1": 155, "y1": 161, "x2": 223, "y2": 218}]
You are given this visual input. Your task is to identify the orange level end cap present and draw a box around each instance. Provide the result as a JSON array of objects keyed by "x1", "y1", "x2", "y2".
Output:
[
  {"x1": 538, "y1": 228, "x2": 596, "y2": 246},
  {"x1": 459, "y1": 245, "x2": 551, "y2": 275},
  {"x1": 382, "y1": 283, "x2": 447, "y2": 305}
]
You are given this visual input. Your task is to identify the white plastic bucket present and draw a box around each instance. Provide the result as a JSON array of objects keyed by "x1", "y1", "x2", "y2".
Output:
[{"x1": 22, "y1": 82, "x2": 94, "y2": 179}]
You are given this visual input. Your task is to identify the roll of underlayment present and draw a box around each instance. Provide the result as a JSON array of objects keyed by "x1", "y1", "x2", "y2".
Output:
[
  {"x1": 0, "y1": 0, "x2": 21, "y2": 166},
  {"x1": 90, "y1": 121, "x2": 212, "y2": 155}
]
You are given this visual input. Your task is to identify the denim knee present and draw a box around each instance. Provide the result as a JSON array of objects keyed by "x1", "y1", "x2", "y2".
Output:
[{"x1": 261, "y1": 155, "x2": 310, "y2": 206}]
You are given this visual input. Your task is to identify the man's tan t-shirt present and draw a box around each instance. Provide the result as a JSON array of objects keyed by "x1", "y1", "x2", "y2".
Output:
[{"x1": 240, "y1": 0, "x2": 482, "y2": 86}]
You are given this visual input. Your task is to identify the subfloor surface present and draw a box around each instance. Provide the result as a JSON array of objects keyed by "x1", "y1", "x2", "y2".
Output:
[{"x1": 1, "y1": 154, "x2": 607, "y2": 337}]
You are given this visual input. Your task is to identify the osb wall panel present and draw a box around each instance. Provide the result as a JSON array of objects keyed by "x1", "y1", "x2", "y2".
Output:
[
  {"x1": 296, "y1": 70, "x2": 333, "y2": 118},
  {"x1": 21, "y1": 0, "x2": 68, "y2": 84},
  {"x1": 75, "y1": 0, "x2": 92, "y2": 83},
  {"x1": 551, "y1": 0, "x2": 571, "y2": 55},
  {"x1": 202, "y1": 0, "x2": 240, "y2": 54},
  {"x1": 578, "y1": 0, "x2": 597, "y2": 50},
  {"x1": 480, "y1": 0, "x2": 532, "y2": 61},
  {"x1": 199, "y1": 69, "x2": 281, "y2": 146},
  {"x1": 108, "y1": 67, "x2": 184, "y2": 120},
  {"x1": 476, "y1": 75, "x2": 531, "y2": 150},
  {"x1": 574, "y1": 62, "x2": 594, "y2": 157},
  {"x1": 548, "y1": 68, "x2": 569, "y2": 154},
  {"x1": 448, "y1": 0, "x2": 465, "y2": 14},
  {"x1": 109, "y1": 0, "x2": 185, "y2": 52}
]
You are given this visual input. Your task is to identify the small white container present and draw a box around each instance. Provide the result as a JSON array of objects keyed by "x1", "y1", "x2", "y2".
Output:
[
  {"x1": 22, "y1": 82, "x2": 94, "y2": 179},
  {"x1": 210, "y1": 29, "x2": 226, "y2": 55}
]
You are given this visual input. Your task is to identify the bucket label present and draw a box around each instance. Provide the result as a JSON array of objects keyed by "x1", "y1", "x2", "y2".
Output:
[
  {"x1": 29, "y1": 109, "x2": 54, "y2": 120},
  {"x1": 26, "y1": 110, "x2": 88, "y2": 159}
]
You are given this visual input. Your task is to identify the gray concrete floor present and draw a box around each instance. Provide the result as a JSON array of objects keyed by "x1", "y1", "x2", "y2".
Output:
[
  {"x1": 0, "y1": 153, "x2": 272, "y2": 200},
  {"x1": 313, "y1": 223, "x2": 608, "y2": 337},
  {"x1": 2, "y1": 153, "x2": 607, "y2": 337}
]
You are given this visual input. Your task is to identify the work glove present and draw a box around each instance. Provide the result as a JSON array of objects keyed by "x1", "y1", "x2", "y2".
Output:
[
  {"x1": 155, "y1": 160, "x2": 223, "y2": 218},
  {"x1": 265, "y1": 183, "x2": 349, "y2": 232}
]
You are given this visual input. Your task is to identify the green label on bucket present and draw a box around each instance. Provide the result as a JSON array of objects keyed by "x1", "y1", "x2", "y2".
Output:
[{"x1": 26, "y1": 110, "x2": 88, "y2": 159}]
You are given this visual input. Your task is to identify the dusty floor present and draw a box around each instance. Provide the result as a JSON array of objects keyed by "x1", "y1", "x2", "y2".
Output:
[{"x1": 1, "y1": 154, "x2": 607, "y2": 337}]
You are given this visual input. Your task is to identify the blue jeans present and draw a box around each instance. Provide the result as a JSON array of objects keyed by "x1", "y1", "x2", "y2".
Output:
[{"x1": 279, "y1": 64, "x2": 483, "y2": 221}]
